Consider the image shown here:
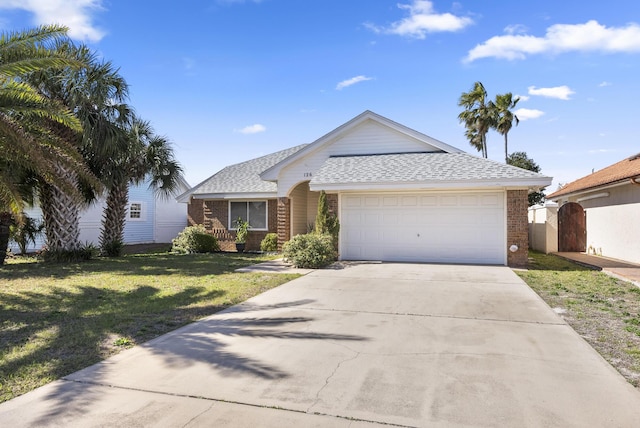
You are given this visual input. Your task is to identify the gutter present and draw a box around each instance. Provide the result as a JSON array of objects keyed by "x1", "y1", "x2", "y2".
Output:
[{"x1": 631, "y1": 176, "x2": 640, "y2": 187}]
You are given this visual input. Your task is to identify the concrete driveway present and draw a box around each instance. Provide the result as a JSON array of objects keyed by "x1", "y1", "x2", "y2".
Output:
[{"x1": 2, "y1": 263, "x2": 640, "y2": 427}]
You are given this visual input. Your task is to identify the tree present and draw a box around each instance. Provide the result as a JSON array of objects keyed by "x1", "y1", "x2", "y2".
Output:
[
  {"x1": 98, "y1": 117, "x2": 183, "y2": 256},
  {"x1": 0, "y1": 25, "x2": 94, "y2": 264},
  {"x1": 507, "y1": 151, "x2": 546, "y2": 206},
  {"x1": 315, "y1": 191, "x2": 339, "y2": 248},
  {"x1": 458, "y1": 81, "x2": 495, "y2": 158},
  {"x1": 494, "y1": 93, "x2": 520, "y2": 163},
  {"x1": 27, "y1": 42, "x2": 130, "y2": 256}
]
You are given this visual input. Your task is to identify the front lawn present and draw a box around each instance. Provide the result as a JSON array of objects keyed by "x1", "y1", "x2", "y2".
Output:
[
  {"x1": 0, "y1": 252, "x2": 299, "y2": 403},
  {"x1": 518, "y1": 251, "x2": 640, "y2": 388}
]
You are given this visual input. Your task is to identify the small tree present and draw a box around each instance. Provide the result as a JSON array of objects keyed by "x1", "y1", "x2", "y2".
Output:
[
  {"x1": 507, "y1": 152, "x2": 546, "y2": 206},
  {"x1": 9, "y1": 215, "x2": 44, "y2": 255},
  {"x1": 315, "y1": 191, "x2": 340, "y2": 246}
]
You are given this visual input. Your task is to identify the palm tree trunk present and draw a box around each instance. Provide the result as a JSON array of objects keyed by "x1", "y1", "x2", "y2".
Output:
[
  {"x1": 99, "y1": 178, "x2": 128, "y2": 256},
  {"x1": 504, "y1": 133, "x2": 508, "y2": 163},
  {"x1": 38, "y1": 163, "x2": 82, "y2": 252},
  {"x1": 0, "y1": 212, "x2": 12, "y2": 265}
]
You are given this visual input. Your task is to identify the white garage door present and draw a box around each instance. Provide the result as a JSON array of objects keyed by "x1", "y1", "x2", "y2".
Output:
[{"x1": 341, "y1": 192, "x2": 506, "y2": 265}]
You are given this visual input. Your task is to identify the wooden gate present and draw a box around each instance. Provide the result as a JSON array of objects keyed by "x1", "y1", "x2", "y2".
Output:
[{"x1": 558, "y1": 202, "x2": 586, "y2": 252}]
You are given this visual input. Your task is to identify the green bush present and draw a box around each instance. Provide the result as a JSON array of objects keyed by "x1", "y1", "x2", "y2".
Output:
[
  {"x1": 9, "y1": 214, "x2": 44, "y2": 255},
  {"x1": 282, "y1": 233, "x2": 337, "y2": 269},
  {"x1": 260, "y1": 233, "x2": 278, "y2": 252},
  {"x1": 41, "y1": 243, "x2": 97, "y2": 263},
  {"x1": 172, "y1": 225, "x2": 219, "y2": 254}
]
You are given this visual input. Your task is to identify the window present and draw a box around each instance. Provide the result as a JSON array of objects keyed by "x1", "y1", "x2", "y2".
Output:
[
  {"x1": 129, "y1": 202, "x2": 144, "y2": 221},
  {"x1": 229, "y1": 201, "x2": 267, "y2": 230}
]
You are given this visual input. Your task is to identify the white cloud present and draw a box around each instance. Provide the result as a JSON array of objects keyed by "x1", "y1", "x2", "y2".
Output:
[
  {"x1": 364, "y1": 0, "x2": 473, "y2": 39},
  {"x1": 236, "y1": 124, "x2": 266, "y2": 134},
  {"x1": 0, "y1": 0, "x2": 106, "y2": 42},
  {"x1": 504, "y1": 24, "x2": 528, "y2": 35},
  {"x1": 514, "y1": 108, "x2": 545, "y2": 121},
  {"x1": 528, "y1": 85, "x2": 574, "y2": 100},
  {"x1": 465, "y1": 20, "x2": 640, "y2": 62},
  {"x1": 515, "y1": 94, "x2": 530, "y2": 102},
  {"x1": 598, "y1": 81, "x2": 612, "y2": 87},
  {"x1": 336, "y1": 75, "x2": 373, "y2": 90}
]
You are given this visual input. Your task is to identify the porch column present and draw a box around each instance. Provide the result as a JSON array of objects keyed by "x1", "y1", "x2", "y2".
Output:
[
  {"x1": 277, "y1": 197, "x2": 291, "y2": 250},
  {"x1": 507, "y1": 189, "x2": 529, "y2": 268}
]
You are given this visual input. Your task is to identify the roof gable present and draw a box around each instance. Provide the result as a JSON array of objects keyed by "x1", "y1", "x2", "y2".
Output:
[
  {"x1": 260, "y1": 110, "x2": 463, "y2": 181},
  {"x1": 549, "y1": 152, "x2": 640, "y2": 199}
]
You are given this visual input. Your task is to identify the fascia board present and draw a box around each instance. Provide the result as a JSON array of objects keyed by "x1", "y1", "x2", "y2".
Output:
[
  {"x1": 187, "y1": 192, "x2": 277, "y2": 201},
  {"x1": 309, "y1": 178, "x2": 552, "y2": 192}
]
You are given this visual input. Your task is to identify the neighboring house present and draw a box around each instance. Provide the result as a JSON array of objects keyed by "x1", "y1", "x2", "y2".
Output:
[
  {"x1": 528, "y1": 202, "x2": 558, "y2": 254},
  {"x1": 10, "y1": 177, "x2": 190, "y2": 253},
  {"x1": 548, "y1": 152, "x2": 640, "y2": 264},
  {"x1": 179, "y1": 111, "x2": 551, "y2": 267}
]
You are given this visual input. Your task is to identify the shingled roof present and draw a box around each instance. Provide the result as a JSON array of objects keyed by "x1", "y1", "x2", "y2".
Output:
[
  {"x1": 310, "y1": 152, "x2": 550, "y2": 186},
  {"x1": 179, "y1": 144, "x2": 307, "y2": 199},
  {"x1": 548, "y1": 152, "x2": 640, "y2": 199}
]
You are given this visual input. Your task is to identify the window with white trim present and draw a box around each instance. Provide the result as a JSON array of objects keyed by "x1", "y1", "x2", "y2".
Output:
[
  {"x1": 229, "y1": 201, "x2": 267, "y2": 230},
  {"x1": 129, "y1": 202, "x2": 144, "y2": 221}
]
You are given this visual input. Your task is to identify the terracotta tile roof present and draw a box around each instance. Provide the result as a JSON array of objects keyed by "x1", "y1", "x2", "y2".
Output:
[{"x1": 548, "y1": 152, "x2": 640, "y2": 199}]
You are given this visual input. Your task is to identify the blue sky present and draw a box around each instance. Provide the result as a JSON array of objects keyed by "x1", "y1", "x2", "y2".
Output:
[{"x1": 1, "y1": 1, "x2": 639, "y2": 191}]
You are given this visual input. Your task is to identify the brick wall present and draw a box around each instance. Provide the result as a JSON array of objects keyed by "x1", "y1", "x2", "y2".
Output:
[
  {"x1": 188, "y1": 197, "x2": 277, "y2": 252},
  {"x1": 326, "y1": 193, "x2": 338, "y2": 216},
  {"x1": 277, "y1": 197, "x2": 291, "y2": 250},
  {"x1": 507, "y1": 190, "x2": 529, "y2": 268}
]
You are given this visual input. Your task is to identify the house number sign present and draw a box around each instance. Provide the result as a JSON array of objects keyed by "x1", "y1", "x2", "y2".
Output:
[{"x1": 303, "y1": 172, "x2": 313, "y2": 177}]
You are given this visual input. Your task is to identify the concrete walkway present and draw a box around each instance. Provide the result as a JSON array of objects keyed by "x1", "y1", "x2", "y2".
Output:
[
  {"x1": 556, "y1": 252, "x2": 640, "y2": 286},
  {"x1": 2, "y1": 263, "x2": 640, "y2": 427}
]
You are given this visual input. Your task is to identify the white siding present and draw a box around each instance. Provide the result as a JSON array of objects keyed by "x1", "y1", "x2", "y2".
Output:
[
  {"x1": 277, "y1": 120, "x2": 442, "y2": 197},
  {"x1": 585, "y1": 203, "x2": 640, "y2": 264},
  {"x1": 155, "y1": 194, "x2": 188, "y2": 243}
]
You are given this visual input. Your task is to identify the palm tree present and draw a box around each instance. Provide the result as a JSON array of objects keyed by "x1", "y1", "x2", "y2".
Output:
[
  {"x1": 0, "y1": 25, "x2": 94, "y2": 263},
  {"x1": 99, "y1": 117, "x2": 183, "y2": 256},
  {"x1": 27, "y1": 42, "x2": 130, "y2": 255},
  {"x1": 458, "y1": 81, "x2": 496, "y2": 158},
  {"x1": 494, "y1": 93, "x2": 520, "y2": 163}
]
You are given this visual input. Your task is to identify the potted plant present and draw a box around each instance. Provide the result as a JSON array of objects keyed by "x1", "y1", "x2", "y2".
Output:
[{"x1": 234, "y1": 217, "x2": 250, "y2": 253}]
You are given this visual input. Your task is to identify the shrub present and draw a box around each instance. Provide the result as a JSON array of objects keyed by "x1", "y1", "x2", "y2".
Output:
[
  {"x1": 234, "y1": 217, "x2": 250, "y2": 243},
  {"x1": 9, "y1": 214, "x2": 44, "y2": 255},
  {"x1": 282, "y1": 233, "x2": 337, "y2": 269},
  {"x1": 41, "y1": 243, "x2": 97, "y2": 263},
  {"x1": 260, "y1": 233, "x2": 278, "y2": 252},
  {"x1": 172, "y1": 225, "x2": 219, "y2": 254}
]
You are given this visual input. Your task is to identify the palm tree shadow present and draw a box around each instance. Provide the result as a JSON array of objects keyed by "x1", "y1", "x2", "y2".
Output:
[{"x1": 33, "y1": 299, "x2": 368, "y2": 424}]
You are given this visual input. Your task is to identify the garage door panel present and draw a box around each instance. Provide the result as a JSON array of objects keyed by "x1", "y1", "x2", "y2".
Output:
[{"x1": 341, "y1": 192, "x2": 505, "y2": 265}]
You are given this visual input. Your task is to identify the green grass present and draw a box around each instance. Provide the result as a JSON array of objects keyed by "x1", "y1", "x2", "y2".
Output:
[
  {"x1": 518, "y1": 251, "x2": 640, "y2": 387},
  {"x1": 0, "y1": 251, "x2": 299, "y2": 402}
]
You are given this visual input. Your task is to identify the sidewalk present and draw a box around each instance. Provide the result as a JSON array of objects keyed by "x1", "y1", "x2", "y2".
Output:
[{"x1": 555, "y1": 252, "x2": 640, "y2": 286}]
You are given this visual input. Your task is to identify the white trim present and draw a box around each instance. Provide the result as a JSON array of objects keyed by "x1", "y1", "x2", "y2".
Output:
[
  {"x1": 310, "y1": 178, "x2": 551, "y2": 193},
  {"x1": 577, "y1": 192, "x2": 610, "y2": 203},
  {"x1": 181, "y1": 192, "x2": 276, "y2": 203},
  {"x1": 128, "y1": 201, "x2": 146, "y2": 222},
  {"x1": 228, "y1": 200, "x2": 269, "y2": 231}
]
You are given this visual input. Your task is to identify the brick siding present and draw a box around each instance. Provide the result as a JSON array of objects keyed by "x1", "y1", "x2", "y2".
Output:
[
  {"x1": 507, "y1": 190, "x2": 529, "y2": 268},
  {"x1": 188, "y1": 197, "x2": 277, "y2": 252},
  {"x1": 277, "y1": 197, "x2": 291, "y2": 250}
]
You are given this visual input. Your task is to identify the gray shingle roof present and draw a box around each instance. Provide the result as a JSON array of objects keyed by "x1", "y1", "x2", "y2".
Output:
[
  {"x1": 310, "y1": 152, "x2": 549, "y2": 185},
  {"x1": 187, "y1": 144, "x2": 308, "y2": 196}
]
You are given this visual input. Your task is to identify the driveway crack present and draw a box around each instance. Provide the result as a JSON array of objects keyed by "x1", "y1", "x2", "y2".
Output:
[{"x1": 307, "y1": 345, "x2": 361, "y2": 413}]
